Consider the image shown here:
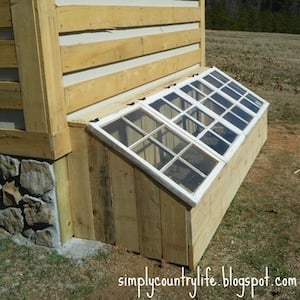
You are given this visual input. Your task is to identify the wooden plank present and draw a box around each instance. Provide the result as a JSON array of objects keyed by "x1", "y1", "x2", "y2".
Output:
[
  {"x1": 66, "y1": 49, "x2": 201, "y2": 113},
  {"x1": 61, "y1": 29, "x2": 202, "y2": 73},
  {"x1": 0, "y1": 0, "x2": 11, "y2": 28},
  {"x1": 0, "y1": 81, "x2": 22, "y2": 109},
  {"x1": 160, "y1": 189, "x2": 188, "y2": 266},
  {"x1": 135, "y1": 168, "x2": 162, "y2": 260},
  {"x1": 67, "y1": 126, "x2": 95, "y2": 239},
  {"x1": 88, "y1": 134, "x2": 115, "y2": 243},
  {"x1": 190, "y1": 111, "x2": 268, "y2": 269},
  {"x1": 200, "y1": 0, "x2": 206, "y2": 67},
  {"x1": 0, "y1": 129, "x2": 53, "y2": 158},
  {"x1": 109, "y1": 150, "x2": 139, "y2": 252},
  {"x1": 53, "y1": 157, "x2": 73, "y2": 244},
  {"x1": 0, "y1": 40, "x2": 17, "y2": 68},
  {"x1": 57, "y1": 5, "x2": 201, "y2": 33}
]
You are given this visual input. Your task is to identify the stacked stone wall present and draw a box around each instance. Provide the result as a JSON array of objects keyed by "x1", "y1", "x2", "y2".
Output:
[{"x1": 0, "y1": 154, "x2": 59, "y2": 247}]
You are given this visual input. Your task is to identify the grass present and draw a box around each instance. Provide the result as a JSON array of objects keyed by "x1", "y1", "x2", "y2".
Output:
[{"x1": 1, "y1": 30, "x2": 300, "y2": 299}]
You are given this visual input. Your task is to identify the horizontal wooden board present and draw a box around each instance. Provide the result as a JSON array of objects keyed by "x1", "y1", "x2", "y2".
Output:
[
  {"x1": 0, "y1": 81, "x2": 22, "y2": 109},
  {"x1": 65, "y1": 49, "x2": 201, "y2": 112},
  {"x1": 57, "y1": 5, "x2": 201, "y2": 33},
  {"x1": 0, "y1": 0, "x2": 11, "y2": 28},
  {"x1": 61, "y1": 29, "x2": 201, "y2": 73},
  {"x1": 0, "y1": 40, "x2": 17, "y2": 68}
]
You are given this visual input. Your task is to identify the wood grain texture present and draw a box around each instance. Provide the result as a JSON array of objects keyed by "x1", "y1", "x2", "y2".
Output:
[
  {"x1": 0, "y1": 0, "x2": 11, "y2": 27},
  {"x1": 0, "y1": 40, "x2": 17, "y2": 68},
  {"x1": 0, "y1": 81, "x2": 22, "y2": 109}
]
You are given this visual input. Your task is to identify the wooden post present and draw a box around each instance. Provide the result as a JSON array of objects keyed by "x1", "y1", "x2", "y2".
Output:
[
  {"x1": 200, "y1": 0, "x2": 206, "y2": 67},
  {"x1": 10, "y1": 0, "x2": 71, "y2": 158}
]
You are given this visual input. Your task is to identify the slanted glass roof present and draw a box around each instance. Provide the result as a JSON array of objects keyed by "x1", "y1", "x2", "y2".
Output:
[{"x1": 88, "y1": 67, "x2": 269, "y2": 207}]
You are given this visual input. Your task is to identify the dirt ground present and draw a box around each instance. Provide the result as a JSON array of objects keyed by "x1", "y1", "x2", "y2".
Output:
[{"x1": 1, "y1": 30, "x2": 299, "y2": 300}]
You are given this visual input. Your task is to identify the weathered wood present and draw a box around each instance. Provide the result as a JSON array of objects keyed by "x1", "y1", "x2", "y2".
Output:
[
  {"x1": 0, "y1": 40, "x2": 17, "y2": 68},
  {"x1": 66, "y1": 49, "x2": 201, "y2": 113},
  {"x1": 109, "y1": 150, "x2": 139, "y2": 252},
  {"x1": 0, "y1": 81, "x2": 22, "y2": 109},
  {"x1": 54, "y1": 157, "x2": 73, "y2": 244},
  {"x1": 88, "y1": 134, "x2": 115, "y2": 243},
  {"x1": 135, "y1": 168, "x2": 162, "y2": 260},
  {"x1": 61, "y1": 29, "x2": 201, "y2": 73},
  {"x1": 0, "y1": 0, "x2": 11, "y2": 28},
  {"x1": 160, "y1": 189, "x2": 188, "y2": 266},
  {"x1": 67, "y1": 126, "x2": 95, "y2": 239},
  {"x1": 57, "y1": 5, "x2": 201, "y2": 33},
  {"x1": 190, "y1": 111, "x2": 268, "y2": 269}
]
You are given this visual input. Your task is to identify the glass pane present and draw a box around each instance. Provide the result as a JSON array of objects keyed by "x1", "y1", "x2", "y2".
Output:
[
  {"x1": 211, "y1": 71, "x2": 229, "y2": 83},
  {"x1": 181, "y1": 85, "x2": 205, "y2": 101},
  {"x1": 222, "y1": 86, "x2": 241, "y2": 100},
  {"x1": 229, "y1": 82, "x2": 247, "y2": 95},
  {"x1": 164, "y1": 93, "x2": 191, "y2": 111},
  {"x1": 103, "y1": 119, "x2": 144, "y2": 147},
  {"x1": 204, "y1": 75, "x2": 223, "y2": 88},
  {"x1": 153, "y1": 128, "x2": 188, "y2": 154},
  {"x1": 125, "y1": 109, "x2": 162, "y2": 133},
  {"x1": 241, "y1": 98, "x2": 260, "y2": 113},
  {"x1": 133, "y1": 139, "x2": 173, "y2": 170},
  {"x1": 212, "y1": 123, "x2": 237, "y2": 143},
  {"x1": 164, "y1": 160, "x2": 204, "y2": 192},
  {"x1": 150, "y1": 99, "x2": 179, "y2": 119},
  {"x1": 201, "y1": 131, "x2": 229, "y2": 155},
  {"x1": 211, "y1": 93, "x2": 233, "y2": 108},
  {"x1": 232, "y1": 106, "x2": 253, "y2": 122},
  {"x1": 190, "y1": 81, "x2": 213, "y2": 95},
  {"x1": 187, "y1": 107, "x2": 214, "y2": 126},
  {"x1": 246, "y1": 93, "x2": 263, "y2": 107},
  {"x1": 203, "y1": 99, "x2": 226, "y2": 115},
  {"x1": 181, "y1": 145, "x2": 217, "y2": 175},
  {"x1": 224, "y1": 112, "x2": 247, "y2": 130},
  {"x1": 175, "y1": 115, "x2": 204, "y2": 137}
]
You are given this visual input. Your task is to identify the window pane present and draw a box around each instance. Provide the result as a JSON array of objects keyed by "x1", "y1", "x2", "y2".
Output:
[
  {"x1": 204, "y1": 75, "x2": 223, "y2": 88},
  {"x1": 232, "y1": 106, "x2": 253, "y2": 122},
  {"x1": 181, "y1": 146, "x2": 217, "y2": 175},
  {"x1": 125, "y1": 109, "x2": 162, "y2": 133},
  {"x1": 229, "y1": 82, "x2": 247, "y2": 95},
  {"x1": 240, "y1": 98, "x2": 259, "y2": 113},
  {"x1": 187, "y1": 107, "x2": 214, "y2": 126},
  {"x1": 211, "y1": 71, "x2": 229, "y2": 83},
  {"x1": 224, "y1": 112, "x2": 247, "y2": 130},
  {"x1": 203, "y1": 99, "x2": 226, "y2": 115},
  {"x1": 164, "y1": 160, "x2": 204, "y2": 192},
  {"x1": 222, "y1": 86, "x2": 241, "y2": 100},
  {"x1": 133, "y1": 139, "x2": 173, "y2": 170},
  {"x1": 201, "y1": 131, "x2": 229, "y2": 155},
  {"x1": 212, "y1": 123, "x2": 237, "y2": 143},
  {"x1": 190, "y1": 81, "x2": 213, "y2": 95},
  {"x1": 150, "y1": 99, "x2": 179, "y2": 119},
  {"x1": 175, "y1": 115, "x2": 204, "y2": 137},
  {"x1": 211, "y1": 93, "x2": 233, "y2": 108},
  {"x1": 246, "y1": 93, "x2": 263, "y2": 107},
  {"x1": 153, "y1": 128, "x2": 188, "y2": 154},
  {"x1": 103, "y1": 119, "x2": 144, "y2": 147},
  {"x1": 164, "y1": 93, "x2": 191, "y2": 111},
  {"x1": 181, "y1": 85, "x2": 205, "y2": 101}
]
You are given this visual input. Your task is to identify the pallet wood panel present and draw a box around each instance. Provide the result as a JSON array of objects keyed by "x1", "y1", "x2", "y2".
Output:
[
  {"x1": 67, "y1": 126, "x2": 95, "y2": 239},
  {"x1": 135, "y1": 168, "x2": 162, "y2": 260},
  {"x1": 0, "y1": 40, "x2": 17, "y2": 68},
  {"x1": 65, "y1": 49, "x2": 201, "y2": 113},
  {"x1": 0, "y1": 0, "x2": 11, "y2": 28},
  {"x1": 57, "y1": 5, "x2": 201, "y2": 33},
  {"x1": 88, "y1": 134, "x2": 115, "y2": 243},
  {"x1": 190, "y1": 112, "x2": 268, "y2": 268},
  {"x1": 61, "y1": 29, "x2": 202, "y2": 73},
  {"x1": 109, "y1": 151, "x2": 139, "y2": 252},
  {"x1": 0, "y1": 81, "x2": 22, "y2": 109},
  {"x1": 161, "y1": 190, "x2": 188, "y2": 266}
]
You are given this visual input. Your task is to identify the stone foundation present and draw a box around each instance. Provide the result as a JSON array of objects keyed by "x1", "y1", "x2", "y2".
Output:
[{"x1": 0, "y1": 154, "x2": 60, "y2": 247}]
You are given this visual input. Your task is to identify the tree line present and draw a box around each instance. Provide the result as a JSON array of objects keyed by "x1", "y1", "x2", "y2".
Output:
[{"x1": 206, "y1": 0, "x2": 300, "y2": 34}]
